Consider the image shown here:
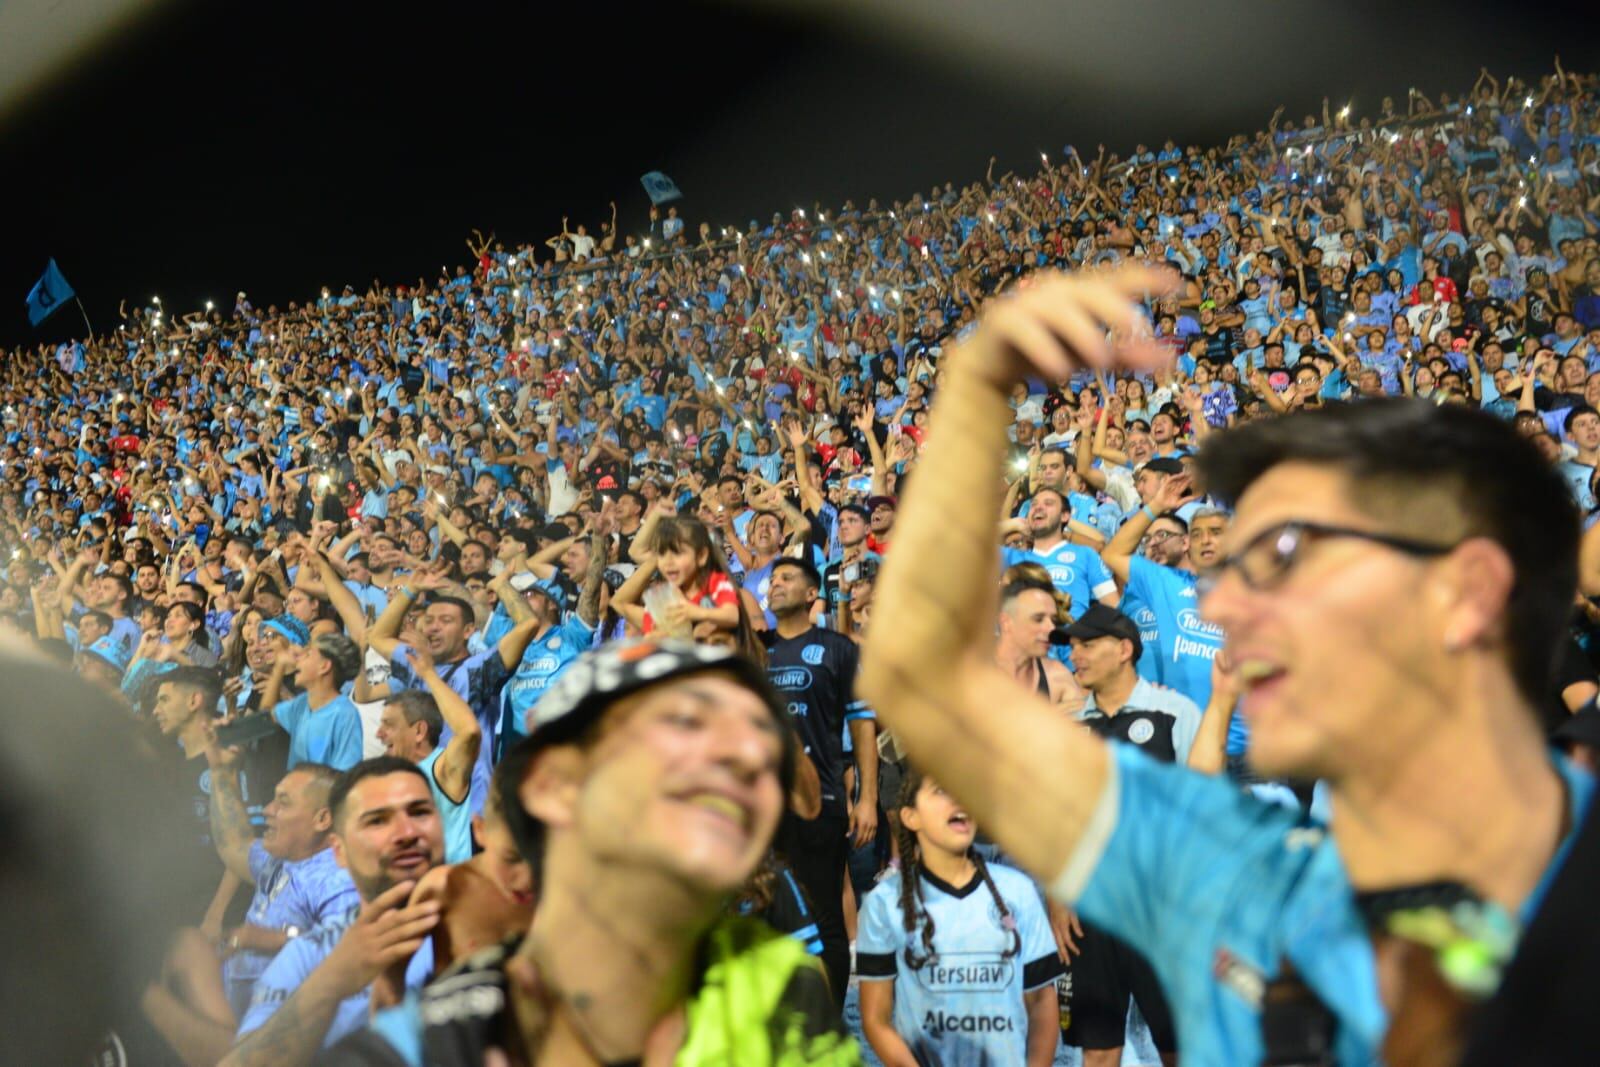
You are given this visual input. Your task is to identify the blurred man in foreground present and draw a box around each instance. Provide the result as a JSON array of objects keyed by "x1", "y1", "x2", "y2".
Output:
[{"x1": 324, "y1": 639, "x2": 857, "y2": 1065}]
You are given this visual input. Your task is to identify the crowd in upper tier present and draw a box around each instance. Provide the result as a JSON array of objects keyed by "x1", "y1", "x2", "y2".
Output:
[{"x1": 5, "y1": 61, "x2": 1600, "y2": 1067}]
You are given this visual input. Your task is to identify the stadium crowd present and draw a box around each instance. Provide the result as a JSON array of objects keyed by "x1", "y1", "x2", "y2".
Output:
[{"x1": 6, "y1": 59, "x2": 1600, "y2": 1067}]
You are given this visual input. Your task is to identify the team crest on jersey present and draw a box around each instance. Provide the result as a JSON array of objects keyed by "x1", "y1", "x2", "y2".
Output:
[
  {"x1": 1127, "y1": 718, "x2": 1155, "y2": 745},
  {"x1": 549, "y1": 636, "x2": 561, "y2": 650},
  {"x1": 1212, "y1": 947, "x2": 1265, "y2": 1008},
  {"x1": 198, "y1": 769, "x2": 212, "y2": 795},
  {"x1": 801, "y1": 644, "x2": 825, "y2": 665}
]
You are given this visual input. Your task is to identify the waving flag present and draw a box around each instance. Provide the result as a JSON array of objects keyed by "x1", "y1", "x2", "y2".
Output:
[
  {"x1": 640, "y1": 171, "x2": 683, "y2": 205},
  {"x1": 26, "y1": 258, "x2": 75, "y2": 326}
]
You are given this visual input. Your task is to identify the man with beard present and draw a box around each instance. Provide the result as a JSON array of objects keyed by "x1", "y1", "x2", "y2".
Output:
[
  {"x1": 1002, "y1": 487, "x2": 1121, "y2": 622},
  {"x1": 1121, "y1": 513, "x2": 1188, "y2": 680},
  {"x1": 220, "y1": 758, "x2": 442, "y2": 1067}
]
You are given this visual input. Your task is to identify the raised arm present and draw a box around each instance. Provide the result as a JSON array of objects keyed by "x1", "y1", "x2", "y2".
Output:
[
  {"x1": 310, "y1": 544, "x2": 368, "y2": 645},
  {"x1": 859, "y1": 265, "x2": 1175, "y2": 887},
  {"x1": 204, "y1": 741, "x2": 257, "y2": 882},
  {"x1": 401, "y1": 641, "x2": 480, "y2": 805},
  {"x1": 366, "y1": 578, "x2": 419, "y2": 660},
  {"x1": 855, "y1": 407, "x2": 889, "y2": 498}
]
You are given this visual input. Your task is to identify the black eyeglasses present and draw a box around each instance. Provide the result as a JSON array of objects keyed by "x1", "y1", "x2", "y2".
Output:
[{"x1": 1196, "y1": 521, "x2": 1457, "y2": 597}]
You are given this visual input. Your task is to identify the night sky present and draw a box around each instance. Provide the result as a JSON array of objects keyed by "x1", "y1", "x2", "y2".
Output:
[{"x1": 1, "y1": 0, "x2": 1593, "y2": 346}]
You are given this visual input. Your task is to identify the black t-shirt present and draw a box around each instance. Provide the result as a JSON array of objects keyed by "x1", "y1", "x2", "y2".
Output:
[
  {"x1": 1202, "y1": 325, "x2": 1235, "y2": 363},
  {"x1": 754, "y1": 858, "x2": 820, "y2": 948},
  {"x1": 764, "y1": 627, "x2": 868, "y2": 816},
  {"x1": 1544, "y1": 635, "x2": 1597, "y2": 735},
  {"x1": 144, "y1": 726, "x2": 225, "y2": 917},
  {"x1": 1080, "y1": 707, "x2": 1180, "y2": 764},
  {"x1": 240, "y1": 713, "x2": 292, "y2": 827}
]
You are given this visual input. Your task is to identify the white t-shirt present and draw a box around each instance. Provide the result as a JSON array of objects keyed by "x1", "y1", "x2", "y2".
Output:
[{"x1": 356, "y1": 647, "x2": 391, "y2": 758}]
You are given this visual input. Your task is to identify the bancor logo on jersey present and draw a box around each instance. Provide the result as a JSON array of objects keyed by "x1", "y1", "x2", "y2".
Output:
[{"x1": 1173, "y1": 609, "x2": 1223, "y2": 662}]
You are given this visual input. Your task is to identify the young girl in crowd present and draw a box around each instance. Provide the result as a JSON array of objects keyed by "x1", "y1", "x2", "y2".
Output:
[
  {"x1": 611, "y1": 516, "x2": 739, "y2": 639},
  {"x1": 858, "y1": 768, "x2": 1063, "y2": 1067}
]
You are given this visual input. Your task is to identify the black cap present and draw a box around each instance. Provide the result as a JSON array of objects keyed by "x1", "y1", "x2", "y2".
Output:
[
  {"x1": 1554, "y1": 706, "x2": 1600, "y2": 751},
  {"x1": 1059, "y1": 603, "x2": 1143, "y2": 661},
  {"x1": 497, "y1": 638, "x2": 797, "y2": 864}
]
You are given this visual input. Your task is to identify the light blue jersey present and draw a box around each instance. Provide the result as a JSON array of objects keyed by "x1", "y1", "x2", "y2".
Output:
[
  {"x1": 858, "y1": 862, "x2": 1063, "y2": 1066},
  {"x1": 1001, "y1": 541, "x2": 1117, "y2": 621},
  {"x1": 498, "y1": 614, "x2": 594, "y2": 758},
  {"x1": 236, "y1": 906, "x2": 434, "y2": 1048},
  {"x1": 389, "y1": 644, "x2": 506, "y2": 815},
  {"x1": 223, "y1": 842, "x2": 358, "y2": 1016},
  {"x1": 1116, "y1": 586, "x2": 1163, "y2": 682},
  {"x1": 272, "y1": 691, "x2": 364, "y2": 771},
  {"x1": 1051, "y1": 744, "x2": 1595, "y2": 1066},
  {"x1": 1557, "y1": 459, "x2": 1597, "y2": 513},
  {"x1": 1123, "y1": 556, "x2": 1241, "y2": 753},
  {"x1": 417, "y1": 747, "x2": 474, "y2": 864}
]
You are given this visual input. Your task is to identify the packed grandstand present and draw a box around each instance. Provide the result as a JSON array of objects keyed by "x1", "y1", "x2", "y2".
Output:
[{"x1": 5, "y1": 62, "x2": 1600, "y2": 1067}]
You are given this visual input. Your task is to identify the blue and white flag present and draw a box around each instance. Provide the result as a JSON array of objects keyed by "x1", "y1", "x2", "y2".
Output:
[
  {"x1": 26, "y1": 258, "x2": 75, "y2": 327},
  {"x1": 640, "y1": 171, "x2": 683, "y2": 206}
]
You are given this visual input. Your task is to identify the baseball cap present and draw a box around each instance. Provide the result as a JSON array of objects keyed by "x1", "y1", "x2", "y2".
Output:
[
  {"x1": 1059, "y1": 603, "x2": 1144, "y2": 661},
  {"x1": 522, "y1": 639, "x2": 785, "y2": 744},
  {"x1": 512, "y1": 574, "x2": 565, "y2": 608},
  {"x1": 865, "y1": 495, "x2": 897, "y2": 513},
  {"x1": 260, "y1": 615, "x2": 310, "y2": 647},
  {"x1": 497, "y1": 638, "x2": 796, "y2": 863},
  {"x1": 80, "y1": 636, "x2": 130, "y2": 677}
]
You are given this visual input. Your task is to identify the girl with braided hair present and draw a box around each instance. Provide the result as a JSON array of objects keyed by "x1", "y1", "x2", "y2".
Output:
[{"x1": 856, "y1": 767, "x2": 1064, "y2": 1066}]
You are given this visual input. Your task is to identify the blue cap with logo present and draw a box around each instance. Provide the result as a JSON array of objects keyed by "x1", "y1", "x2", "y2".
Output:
[{"x1": 80, "y1": 635, "x2": 130, "y2": 677}]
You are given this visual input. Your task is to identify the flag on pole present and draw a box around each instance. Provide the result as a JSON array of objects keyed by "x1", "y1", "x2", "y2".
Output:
[
  {"x1": 640, "y1": 171, "x2": 683, "y2": 205},
  {"x1": 26, "y1": 259, "x2": 75, "y2": 327}
]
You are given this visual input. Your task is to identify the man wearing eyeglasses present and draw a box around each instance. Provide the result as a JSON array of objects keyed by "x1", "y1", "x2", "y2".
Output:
[
  {"x1": 861, "y1": 264, "x2": 1594, "y2": 1066},
  {"x1": 1101, "y1": 478, "x2": 1226, "y2": 720},
  {"x1": 1121, "y1": 513, "x2": 1187, "y2": 684}
]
